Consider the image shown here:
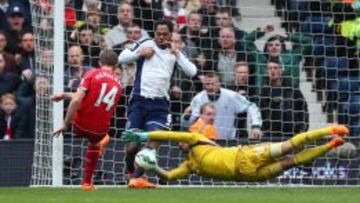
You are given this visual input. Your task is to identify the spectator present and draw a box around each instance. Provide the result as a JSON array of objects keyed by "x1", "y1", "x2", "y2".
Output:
[
  {"x1": 162, "y1": 0, "x2": 187, "y2": 30},
  {"x1": 0, "y1": 52, "x2": 20, "y2": 96},
  {"x1": 183, "y1": 72, "x2": 262, "y2": 139},
  {"x1": 0, "y1": 93, "x2": 24, "y2": 140},
  {"x1": 104, "y1": 2, "x2": 149, "y2": 49},
  {"x1": 80, "y1": 5, "x2": 108, "y2": 45},
  {"x1": 18, "y1": 31, "x2": 35, "y2": 81},
  {"x1": 228, "y1": 62, "x2": 257, "y2": 138},
  {"x1": 245, "y1": 27, "x2": 312, "y2": 88},
  {"x1": 65, "y1": 45, "x2": 94, "y2": 91},
  {"x1": 35, "y1": 0, "x2": 53, "y2": 31},
  {"x1": 197, "y1": 0, "x2": 217, "y2": 27},
  {"x1": 259, "y1": 59, "x2": 309, "y2": 139},
  {"x1": 76, "y1": 0, "x2": 118, "y2": 27},
  {"x1": 39, "y1": 49, "x2": 53, "y2": 74},
  {"x1": 112, "y1": 24, "x2": 148, "y2": 55},
  {"x1": 179, "y1": 11, "x2": 211, "y2": 50},
  {"x1": 184, "y1": 0, "x2": 201, "y2": 13},
  {"x1": 129, "y1": 0, "x2": 163, "y2": 37},
  {"x1": 0, "y1": 0, "x2": 11, "y2": 30},
  {"x1": 228, "y1": 61, "x2": 256, "y2": 99},
  {"x1": 178, "y1": 11, "x2": 212, "y2": 72},
  {"x1": 16, "y1": 76, "x2": 48, "y2": 139},
  {"x1": 4, "y1": 5, "x2": 29, "y2": 54},
  {"x1": 126, "y1": 24, "x2": 147, "y2": 42},
  {"x1": 65, "y1": 0, "x2": 76, "y2": 28},
  {"x1": 0, "y1": 0, "x2": 31, "y2": 31},
  {"x1": 71, "y1": 23, "x2": 102, "y2": 67},
  {"x1": 211, "y1": 7, "x2": 247, "y2": 40},
  {"x1": 187, "y1": 103, "x2": 218, "y2": 140},
  {"x1": 0, "y1": 31, "x2": 18, "y2": 74},
  {"x1": 211, "y1": 27, "x2": 247, "y2": 88}
]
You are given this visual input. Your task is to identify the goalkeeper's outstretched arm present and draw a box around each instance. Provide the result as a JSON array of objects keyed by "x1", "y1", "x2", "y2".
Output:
[
  {"x1": 122, "y1": 130, "x2": 217, "y2": 146},
  {"x1": 154, "y1": 160, "x2": 191, "y2": 181}
]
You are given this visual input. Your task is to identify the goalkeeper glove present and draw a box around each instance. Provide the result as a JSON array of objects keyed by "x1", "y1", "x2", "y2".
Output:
[{"x1": 121, "y1": 130, "x2": 149, "y2": 143}]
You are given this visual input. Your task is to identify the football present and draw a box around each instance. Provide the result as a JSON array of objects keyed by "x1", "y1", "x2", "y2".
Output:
[{"x1": 135, "y1": 148, "x2": 158, "y2": 171}]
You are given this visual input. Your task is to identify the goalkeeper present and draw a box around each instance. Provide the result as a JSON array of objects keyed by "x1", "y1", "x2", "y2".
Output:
[{"x1": 122, "y1": 125, "x2": 348, "y2": 182}]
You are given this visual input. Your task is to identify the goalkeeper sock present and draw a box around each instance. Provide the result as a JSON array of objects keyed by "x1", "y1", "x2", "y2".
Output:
[
  {"x1": 290, "y1": 127, "x2": 333, "y2": 148},
  {"x1": 83, "y1": 145, "x2": 101, "y2": 185},
  {"x1": 293, "y1": 143, "x2": 332, "y2": 166}
]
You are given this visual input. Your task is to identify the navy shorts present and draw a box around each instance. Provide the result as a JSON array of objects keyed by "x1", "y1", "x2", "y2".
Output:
[{"x1": 127, "y1": 96, "x2": 171, "y2": 131}]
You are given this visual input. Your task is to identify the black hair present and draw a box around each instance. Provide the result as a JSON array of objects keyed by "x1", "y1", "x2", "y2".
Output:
[
  {"x1": 154, "y1": 19, "x2": 174, "y2": 33},
  {"x1": 263, "y1": 35, "x2": 287, "y2": 55}
]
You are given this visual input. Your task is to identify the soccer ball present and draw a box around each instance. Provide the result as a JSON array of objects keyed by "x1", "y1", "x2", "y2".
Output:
[{"x1": 135, "y1": 148, "x2": 158, "y2": 171}]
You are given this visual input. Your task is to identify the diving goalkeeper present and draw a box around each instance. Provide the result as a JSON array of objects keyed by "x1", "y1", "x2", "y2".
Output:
[{"x1": 122, "y1": 125, "x2": 348, "y2": 182}]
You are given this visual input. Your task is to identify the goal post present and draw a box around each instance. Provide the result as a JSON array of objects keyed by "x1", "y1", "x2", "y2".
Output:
[
  {"x1": 52, "y1": 0, "x2": 65, "y2": 186},
  {"x1": 30, "y1": 0, "x2": 64, "y2": 186}
]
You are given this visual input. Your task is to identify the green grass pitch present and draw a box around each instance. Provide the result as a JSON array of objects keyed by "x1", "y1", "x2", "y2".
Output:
[{"x1": 0, "y1": 187, "x2": 359, "y2": 203}]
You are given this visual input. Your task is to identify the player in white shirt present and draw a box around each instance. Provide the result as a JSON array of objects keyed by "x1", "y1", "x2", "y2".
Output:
[{"x1": 118, "y1": 19, "x2": 197, "y2": 188}]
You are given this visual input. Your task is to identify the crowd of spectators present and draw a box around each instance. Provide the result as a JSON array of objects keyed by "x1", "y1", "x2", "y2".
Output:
[{"x1": 1, "y1": 0, "x2": 359, "y2": 142}]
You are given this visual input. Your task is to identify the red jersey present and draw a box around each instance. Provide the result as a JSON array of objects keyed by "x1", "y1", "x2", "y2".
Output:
[{"x1": 72, "y1": 68, "x2": 122, "y2": 134}]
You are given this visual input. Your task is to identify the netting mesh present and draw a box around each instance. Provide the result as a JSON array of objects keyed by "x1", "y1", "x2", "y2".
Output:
[
  {"x1": 30, "y1": 0, "x2": 54, "y2": 185},
  {"x1": 31, "y1": 0, "x2": 360, "y2": 186}
]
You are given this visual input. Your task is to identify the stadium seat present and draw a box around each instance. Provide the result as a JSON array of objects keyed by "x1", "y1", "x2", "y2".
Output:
[
  {"x1": 338, "y1": 94, "x2": 360, "y2": 136},
  {"x1": 324, "y1": 57, "x2": 348, "y2": 79},
  {"x1": 300, "y1": 15, "x2": 333, "y2": 34},
  {"x1": 312, "y1": 36, "x2": 337, "y2": 56},
  {"x1": 324, "y1": 58, "x2": 349, "y2": 101},
  {"x1": 325, "y1": 77, "x2": 360, "y2": 115}
]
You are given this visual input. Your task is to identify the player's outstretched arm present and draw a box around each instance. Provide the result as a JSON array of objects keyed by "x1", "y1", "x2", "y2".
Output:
[
  {"x1": 52, "y1": 89, "x2": 86, "y2": 137},
  {"x1": 154, "y1": 161, "x2": 191, "y2": 181},
  {"x1": 51, "y1": 92, "x2": 75, "y2": 102},
  {"x1": 122, "y1": 130, "x2": 212, "y2": 145}
]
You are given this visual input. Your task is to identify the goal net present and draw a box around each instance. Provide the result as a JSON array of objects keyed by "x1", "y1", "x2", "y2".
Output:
[{"x1": 31, "y1": 0, "x2": 360, "y2": 186}]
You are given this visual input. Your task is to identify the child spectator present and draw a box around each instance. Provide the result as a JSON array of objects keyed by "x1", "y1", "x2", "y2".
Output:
[
  {"x1": 188, "y1": 103, "x2": 218, "y2": 140},
  {"x1": 0, "y1": 93, "x2": 23, "y2": 140}
]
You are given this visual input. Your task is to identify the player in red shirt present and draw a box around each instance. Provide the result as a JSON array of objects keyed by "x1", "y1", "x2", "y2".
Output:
[{"x1": 52, "y1": 49, "x2": 122, "y2": 191}]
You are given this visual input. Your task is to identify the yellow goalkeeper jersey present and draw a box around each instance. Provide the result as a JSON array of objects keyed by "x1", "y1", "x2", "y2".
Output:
[
  {"x1": 148, "y1": 131, "x2": 273, "y2": 181},
  {"x1": 187, "y1": 145, "x2": 240, "y2": 180}
]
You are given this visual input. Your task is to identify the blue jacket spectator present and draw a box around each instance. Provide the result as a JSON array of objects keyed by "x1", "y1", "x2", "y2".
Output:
[
  {"x1": 0, "y1": 52, "x2": 20, "y2": 96},
  {"x1": 4, "y1": 5, "x2": 32, "y2": 54},
  {"x1": 0, "y1": 0, "x2": 31, "y2": 31}
]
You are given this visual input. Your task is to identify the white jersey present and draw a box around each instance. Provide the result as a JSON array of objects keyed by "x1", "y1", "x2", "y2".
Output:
[
  {"x1": 118, "y1": 38, "x2": 197, "y2": 99},
  {"x1": 188, "y1": 88, "x2": 262, "y2": 139}
]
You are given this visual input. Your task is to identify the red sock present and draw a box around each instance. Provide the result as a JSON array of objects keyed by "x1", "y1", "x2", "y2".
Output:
[{"x1": 82, "y1": 145, "x2": 100, "y2": 185}]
